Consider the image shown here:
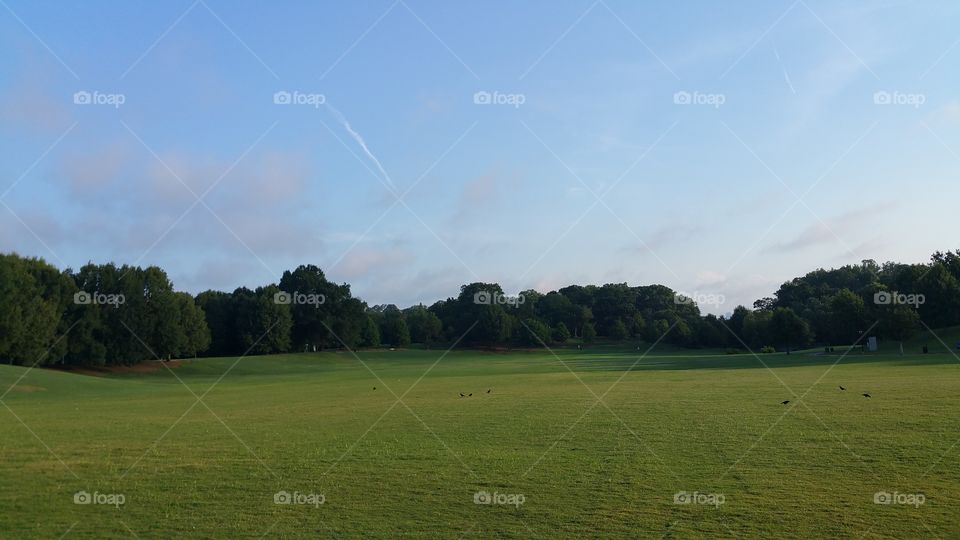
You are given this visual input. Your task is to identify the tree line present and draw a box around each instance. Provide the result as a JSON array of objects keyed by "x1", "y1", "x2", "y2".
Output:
[
  {"x1": 0, "y1": 254, "x2": 209, "y2": 366},
  {"x1": 2, "y1": 251, "x2": 958, "y2": 366}
]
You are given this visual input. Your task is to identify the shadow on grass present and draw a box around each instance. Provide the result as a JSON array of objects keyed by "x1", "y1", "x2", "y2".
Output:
[{"x1": 555, "y1": 350, "x2": 960, "y2": 372}]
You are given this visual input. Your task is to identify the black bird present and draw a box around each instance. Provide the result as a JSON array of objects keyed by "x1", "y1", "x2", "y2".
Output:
[
  {"x1": 459, "y1": 393, "x2": 464, "y2": 397},
  {"x1": 781, "y1": 400, "x2": 790, "y2": 405},
  {"x1": 468, "y1": 393, "x2": 473, "y2": 397},
  {"x1": 839, "y1": 385, "x2": 846, "y2": 391},
  {"x1": 862, "y1": 393, "x2": 871, "y2": 398},
  {"x1": 486, "y1": 389, "x2": 491, "y2": 394},
  {"x1": 373, "y1": 387, "x2": 376, "y2": 390}
]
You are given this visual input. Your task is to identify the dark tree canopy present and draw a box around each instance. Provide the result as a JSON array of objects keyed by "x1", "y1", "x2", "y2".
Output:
[{"x1": 3, "y1": 249, "x2": 959, "y2": 365}]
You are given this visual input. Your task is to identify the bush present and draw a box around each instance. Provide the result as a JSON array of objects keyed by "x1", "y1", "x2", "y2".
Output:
[{"x1": 760, "y1": 345, "x2": 776, "y2": 354}]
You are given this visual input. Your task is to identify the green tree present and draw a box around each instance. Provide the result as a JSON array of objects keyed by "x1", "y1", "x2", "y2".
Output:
[
  {"x1": 582, "y1": 322, "x2": 597, "y2": 344},
  {"x1": 360, "y1": 315, "x2": 380, "y2": 347},
  {"x1": 233, "y1": 286, "x2": 292, "y2": 354},
  {"x1": 770, "y1": 307, "x2": 811, "y2": 353},
  {"x1": 552, "y1": 322, "x2": 571, "y2": 343},
  {"x1": 519, "y1": 318, "x2": 551, "y2": 346},
  {"x1": 174, "y1": 293, "x2": 210, "y2": 358},
  {"x1": 878, "y1": 305, "x2": 920, "y2": 354},
  {"x1": 196, "y1": 290, "x2": 236, "y2": 356},
  {"x1": 827, "y1": 289, "x2": 867, "y2": 345},
  {"x1": 404, "y1": 304, "x2": 442, "y2": 345},
  {"x1": 0, "y1": 254, "x2": 70, "y2": 366},
  {"x1": 381, "y1": 307, "x2": 411, "y2": 347},
  {"x1": 609, "y1": 319, "x2": 629, "y2": 340}
]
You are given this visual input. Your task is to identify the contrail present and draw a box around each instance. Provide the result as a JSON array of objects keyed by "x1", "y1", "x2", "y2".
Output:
[
  {"x1": 773, "y1": 47, "x2": 796, "y2": 95},
  {"x1": 327, "y1": 104, "x2": 397, "y2": 192}
]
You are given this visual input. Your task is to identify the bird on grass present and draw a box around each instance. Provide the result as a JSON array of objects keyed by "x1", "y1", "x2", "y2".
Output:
[
  {"x1": 781, "y1": 400, "x2": 790, "y2": 405},
  {"x1": 862, "y1": 393, "x2": 871, "y2": 398},
  {"x1": 839, "y1": 385, "x2": 846, "y2": 391},
  {"x1": 468, "y1": 393, "x2": 473, "y2": 397},
  {"x1": 486, "y1": 389, "x2": 491, "y2": 394},
  {"x1": 459, "y1": 393, "x2": 464, "y2": 398},
  {"x1": 373, "y1": 387, "x2": 376, "y2": 390}
]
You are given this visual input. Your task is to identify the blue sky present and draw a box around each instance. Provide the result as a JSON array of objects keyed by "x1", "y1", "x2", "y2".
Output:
[{"x1": 1, "y1": 0, "x2": 958, "y2": 314}]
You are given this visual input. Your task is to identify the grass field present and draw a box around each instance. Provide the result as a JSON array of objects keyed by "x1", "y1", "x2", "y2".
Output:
[{"x1": 2, "y1": 337, "x2": 960, "y2": 538}]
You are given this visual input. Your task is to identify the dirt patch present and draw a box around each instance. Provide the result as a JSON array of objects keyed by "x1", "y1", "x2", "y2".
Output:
[
  {"x1": 5, "y1": 384, "x2": 46, "y2": 393},
  {"x1": 60, "y1": 360, "x2": 184, "y2": 377}
]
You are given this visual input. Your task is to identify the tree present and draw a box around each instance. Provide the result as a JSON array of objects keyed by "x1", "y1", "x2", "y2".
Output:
[
  {"x1": 0, "y1": 254, "x2": 71, "y2": 366},
  {"x1": 628, "y1": 314, "x2": 646, "y2": 338},
  {"x1": 827, "y1": 289, "x2": 867, "y2": 345},
  {"x1": 770, "y1": 307, "x2": 811, "y2": 353},
  {"x1": 380, "y1": 307, "x2": 411, "y2": 347},
  {"x1": 582, "y1": 322, "x2": 597, "y2": 343},
  {"x1": 174, "y1": 293, "x2": 210, "y2": 358},
  {"x1": 404, "y1": 304, "x2": 442, "y2": 345},
  {"x1": 519, "y1": 318, "x2": 551, "y2": 346},
  {"x1": 753, "y1": 297, "x2": 776, "y2": 311},
  {"x1": 196, "y1": 290, "x2": 236, "y2": 356},
  {"x1": 552, "y1": 322, "x2": 571, "y2": 343},
  {"x1": 879, "y1": 305, "x2": 920, "y2": 354},
  {"x1": 233, "y1": 286, "x2": 292, "y2": 354},
  {"x1": 451, "y1": 283, "x2": 513, "y2": 346},
  {"x1": 359, "y1": 316, "x2": 380, "y2": 347},
  {"x1": 741, "y1": 310, "x2": 772, "y2": 349},
  {"x1": 609, "y1": 319, "x2": 629, "y2": 340},
  {"x1": 697, "y1": 314, "x2": 725, "y2": 347},
  {"x1": 644, "y1": 318, "x2": 671, "y2": 343},
  {"x1": 279, "y1": 265, "x2": 335, "y2": 350}
]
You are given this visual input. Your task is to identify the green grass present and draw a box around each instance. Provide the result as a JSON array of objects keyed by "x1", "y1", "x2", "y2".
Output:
[{"x1": 2, "y1": 345, "x2": 959, "y2": 538}]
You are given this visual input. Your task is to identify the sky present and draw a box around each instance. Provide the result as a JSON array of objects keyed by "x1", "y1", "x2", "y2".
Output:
[{"x1": 1, "y1": 0, "x2": 958, "y2": 315}]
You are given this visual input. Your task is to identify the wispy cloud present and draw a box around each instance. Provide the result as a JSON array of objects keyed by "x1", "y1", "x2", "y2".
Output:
[{"x1": 763, "y1": 204, "x2": 892, "y2": 253}]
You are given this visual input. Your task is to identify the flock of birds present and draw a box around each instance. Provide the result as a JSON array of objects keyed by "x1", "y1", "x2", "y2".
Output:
[
  {"x1": 375, "y1": 385, "x2": 872, "y2": 404},
  {"x1": 371, "y1": 386, "x2": 492, "y2": 397},
  {"x1": 781, "y1": 385, "x2": 870, "y2": 405}
]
